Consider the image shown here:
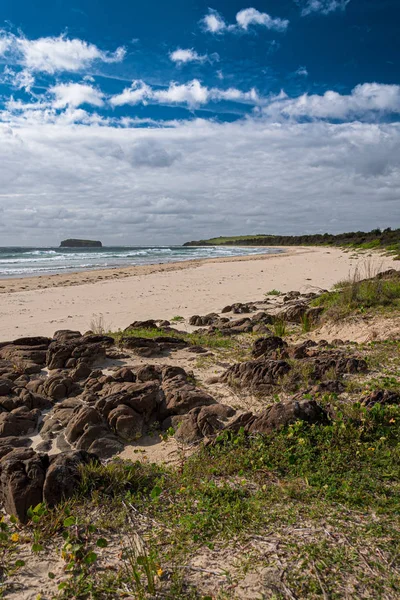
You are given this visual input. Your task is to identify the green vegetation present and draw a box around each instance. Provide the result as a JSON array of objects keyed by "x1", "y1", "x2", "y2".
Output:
[
  {"x1": 312, "y1": 270, "x2": 400, "y2": 319},
  {"x1": 272, "y1": 317, "x2": 287, "y2": 337},
  {"x1": 113, "y1": 326, "x2": 234, "y2": 350},
  {"x1": 266, "y1": 289, "x2": 281, "y2": 296},
  {"x1": 5, "y1": 402, "x2": 400, "y2": 598},
  {"x1": 184, "y1": 227, "x2": 400, "y2": 259},
  {"x1": 170, "y1": 316, "x2": 185, "y2": 322}
]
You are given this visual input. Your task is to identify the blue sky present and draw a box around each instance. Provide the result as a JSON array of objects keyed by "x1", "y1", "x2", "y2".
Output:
[{"x1": 0, "y1": 0, "x2": 399, "y2": 244}]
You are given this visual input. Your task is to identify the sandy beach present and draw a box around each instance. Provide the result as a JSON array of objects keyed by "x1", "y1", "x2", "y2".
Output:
[{"x1": 0, "y1": 246, "x2": 398, "y2": 340}]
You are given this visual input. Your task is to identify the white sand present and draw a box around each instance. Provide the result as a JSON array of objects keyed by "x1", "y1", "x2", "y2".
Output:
[{"x1": 0, "y1": 246, "x2": 397, "y2": 341}]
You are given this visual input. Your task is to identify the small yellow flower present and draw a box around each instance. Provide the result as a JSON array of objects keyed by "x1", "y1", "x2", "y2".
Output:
[
  {"x1": 389, "y1": 418, "x2": 396, "y2": 424},
  {"x1": 11, "y1": 533, "x2": 19, "y2": 542},
  {"x1": 368, "y1": 447, "x2": 375, "y2": 452},
  {"x1": 179, "y1": 486, "x2": 186, "y2": 492},
  {"x1": 157, "y1": 568, "x2": 163, "y2": 577}
]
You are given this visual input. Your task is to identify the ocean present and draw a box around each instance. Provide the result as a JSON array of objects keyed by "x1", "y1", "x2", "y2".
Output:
[{"x1": 0, "y1": 246, "x2": 282, "y2": 278}]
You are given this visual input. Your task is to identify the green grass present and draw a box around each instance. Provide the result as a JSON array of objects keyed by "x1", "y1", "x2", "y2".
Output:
[
  {"x1": 266, "y1": 289, "x2": 281, "y2": 296},
  {"x1": 312, "y1": 274, "x2": 400, "y2": 319},
  {"x1": 8, "y1": 403, "x2": 399, "y2": 598},
  {"x1": 113, "y1": 326, "x2": 235, "y2": 350}
]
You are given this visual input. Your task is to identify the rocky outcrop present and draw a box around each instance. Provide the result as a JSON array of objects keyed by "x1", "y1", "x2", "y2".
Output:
[
  {"x1": 0, "y1": 407, "x2": 40, "y2": 438},
  {"x1": 0, "y1": 448, "x2": 97, "y2": 522},
  {"x1": 220, "y1": 359, "x2": 291, "y2": 392},
  {"x1": 172, "y1": 404, "x2": 236, "y2": 443},
  {"x1": 0, "y1": 448, "x2": 48, "y2": 523},
  {"x1": 119, "y1": 336, "x2": 188, "y2": 357},
  {"x1": 252, "y1": 336, "x2": 288, "y2": 359},
  {"x1": 161, "y1": 367, "x2": 216, "y2": 416},
  {"x1": 43, "y1": 450, "x2": 98, "y2": 507},
  {"x1": 362, "y1": 389, "x2": 400, "y2": 408},
  {"x1": 226, "y1": 399, "x2": 328, "y2": 435},
  {"x1": 0, "y1": 337, "x2": 51, "y2": 374},
  {"x1": 46, "y1": 333, "x2": 114, "y2": 370}
]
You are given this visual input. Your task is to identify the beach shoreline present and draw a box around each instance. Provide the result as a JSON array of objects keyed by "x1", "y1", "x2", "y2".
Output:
[
  {"x1": 0, "y1": 246, "x2": 290, "y2": 294},
  {"x1": 0, "y1": 246, "x2": 397, "y2": 341}
]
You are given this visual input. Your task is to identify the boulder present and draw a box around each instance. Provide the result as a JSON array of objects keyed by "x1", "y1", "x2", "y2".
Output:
[
  {"x1": 96, "y1": 381, "x2": 160, "y2": 422},
  {"x1": 46, "y1": 334, "x2": 114, "y2": 370},
  {"x1": 161, "y1": 372, "x2": 216, "y2": 416},
  {"x1": 0, "y1": 337, "x2": 51, "y2": 374},
  {"x1": 220, "y1": 359, "x2": 291, "y2": 391},
  {"x1": 65, "y1": 406, "x2": 103, "y2": 445},
  {"x1": 252, "y1": 336, "x2": 288, "y2": 359},
  {"x1": 246, "y1": 400, "x2": 328, "y2": 434},
  {"x1": 276, "y1": 302, "x2": 308, "y2": 323},
  {"x1": 43, "y1": 450, "x2": 98, "y2": 507},
  {"x1": 174, "y1": 404, "x2": 236, "y2": 443},
  {"x1": 0, "y1": 448, "x2": 48, "y2": 523},
  {"x1": 0, "y1": 436, "x2": 32, "y2": 459},
  {"x1": 0, "y1": 407, "x2": 40, "y2": 438},
  {"x1": 362, "y1": 389, "x2": 400, "y2": 408}
]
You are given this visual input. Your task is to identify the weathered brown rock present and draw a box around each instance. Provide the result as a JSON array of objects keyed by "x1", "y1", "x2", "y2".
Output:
[
  {"x1": 252, "y1": 336, "x2": 288, "y2": 359},
  {"x1": 0, "y1": 436, "x2": 32, "y2": 459},
  {"x1": 246, "y1": 400, "x2": 328, "y2": 434},
  {"x1": 0, "y1": 448, "x2": 48, "y2": 523},
  {"x1": 161, "y1": 372, "x2": 216, "y2": 416},
  {"x1": 221, "y1": 359, "x2": 291, "y2": 391},
  {"x1": 46, "y1": 334, "x2": 114, "y2": 370},
  {"x1": 0, "y1": 407, "x2": 40, "y2": 438},
  {"x1": 362, "y1": 389, "x2": 400, "y2": 408},
  {"x1": 173, "y1": 404, "x2": 236, "y2": 443},
  {"x1": 0, "y1": 337, "x2": 51, "y2": 374},
  {"x1": 65, "y1": 406, "x2": 103, "y2": 444},
  {"x1": 43, "y1": 450, "x2": 97, "y2": 507}
]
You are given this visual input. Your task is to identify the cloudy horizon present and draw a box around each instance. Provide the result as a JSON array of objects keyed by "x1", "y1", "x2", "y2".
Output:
[{"x1": 0, "y1": 0, "x2": 399, "y2": 246}]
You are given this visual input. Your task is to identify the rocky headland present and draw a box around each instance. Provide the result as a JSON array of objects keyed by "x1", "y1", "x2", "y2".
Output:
[{"x1": 60, "y1": 239, "x2": 102, "y2": 248}]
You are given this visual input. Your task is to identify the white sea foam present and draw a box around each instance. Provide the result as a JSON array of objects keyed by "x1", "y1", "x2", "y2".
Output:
[{"x1": 0, "y1": 245, "x2": 281, "y2": 278}]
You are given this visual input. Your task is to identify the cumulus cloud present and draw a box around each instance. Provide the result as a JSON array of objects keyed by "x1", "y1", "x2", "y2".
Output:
[
  {"x1": 110, "y1": 79, "x2": 260, "y2": 109},
  {"x1": 202, "y1": 7, "x2": 289, "y2": 34},
  {"x1": 297, "y1": 0, "x2": 351, "y2": 16},
  {"x1": 169, "y1": 48, "x2": 208, "y2": 64},
  {"x1": 201, "y1": 9, "x2": 227, "y2": 34},
  {"x1": 0, "y1": 114, "x2": 399, "y2": 245},
  {"x1": 49, "y1": 83, "x2": 105, "y2": 108},
  {"x1": 262, "y1": 83, "x2": 400, "y2": 120},
  {"x1": 0, "y1": 30, "x2": 126, "y2": 73},
  {"x1": 235, "y1": 8, "x2": 289, "y2": 32}
]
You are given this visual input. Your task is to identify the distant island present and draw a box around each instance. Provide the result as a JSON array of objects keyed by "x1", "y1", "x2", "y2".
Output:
[
  {"x1": 184, "y1": 228, "x2": 400, "y2": 259},
  {"x1": 60, "y1": 239, "x2": 102, "y2": 248}
]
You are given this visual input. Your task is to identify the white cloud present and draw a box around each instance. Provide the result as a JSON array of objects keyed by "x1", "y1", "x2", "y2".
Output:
[
  {"x1": 0, "y1": 30, "x2": 126, "y2": 73},
  {"x1": 235, "y1": 8, "x2": 289, "y2": 32},
  {"x1": 262, "y1": 83, "x2": 400, "y2": 120},
  {"x1": 201, "y1": 9, "x2": 227, "y2": 33},
  {"x1": 49, "y1": 83, "x2": 105, "y2": 108},
  {"x1": 109, "y1": 80, "x2": 152, "y2": 107},
  {"x1": 110, "y1": 79, "x2": 260, "y2": 109},
  {"x1": 295, "y1": 66, "x2": 309, "y2": 77},
  {"x1": 0, "y1": 67, "x2": 35, "y2": 92},
  {"x1": 0, "y1": 116, "x2": 398, "y2": 245},
  {"x1": 202, "y1": 7, "x2": 289, "y2": 34},
  {"x1": 298, "y1": 0, "x2": 351, "y2": 16},
  {"x1": 0, "y1": 35, "x2": 11, "y2": 56},
  {"x1": 169, "y1": 48, "x2": 208, "y2": 64}
]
